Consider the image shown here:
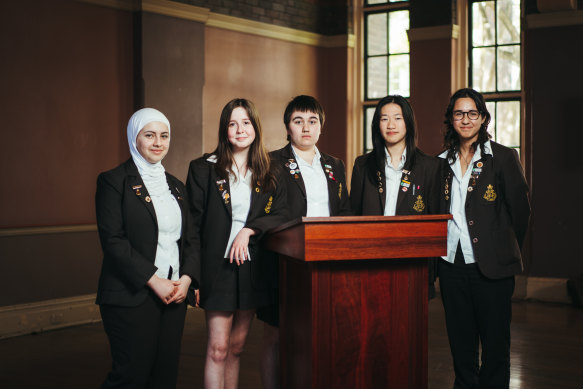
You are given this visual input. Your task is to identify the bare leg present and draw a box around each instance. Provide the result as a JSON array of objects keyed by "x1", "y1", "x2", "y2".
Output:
[
  {"x1": 204, "y1": 311, "x2": 234, "y2": 389},
  {"x1": 260, "y1": 322, "x2": 280, "y2": 389},
  {"x1": 224, "y1": 309, "x2": 255, "y2": 389}
]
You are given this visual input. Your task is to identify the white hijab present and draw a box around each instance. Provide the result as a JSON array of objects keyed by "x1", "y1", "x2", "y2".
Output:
[{"x1": 127, "y1": 108, "x2": 171, "y2": 196}]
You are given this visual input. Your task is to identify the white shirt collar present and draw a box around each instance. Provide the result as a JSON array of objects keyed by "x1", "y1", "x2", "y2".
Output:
[
  {"x1": 384, "y1": 146, "x2": 407, "y2": 170},
  {"x1": 292, "y1": 145, "x2": 321, "y2": 167},
  {"x1": 438, "y1": 140, "x2": 493, "y2": 162}
]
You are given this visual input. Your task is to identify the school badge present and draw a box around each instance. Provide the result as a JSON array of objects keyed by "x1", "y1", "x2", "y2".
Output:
[
  {"x1": 483, "y1": 184, "x2": 497, "y2": 202},
  {"x1": 413, "y1": 195, "x2": 425, "y2": 213}
]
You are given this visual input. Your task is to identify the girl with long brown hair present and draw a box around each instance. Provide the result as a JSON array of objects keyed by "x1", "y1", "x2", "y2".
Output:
[{"x1": 186, "y1": 98, "x2": 287, "y2": 389}]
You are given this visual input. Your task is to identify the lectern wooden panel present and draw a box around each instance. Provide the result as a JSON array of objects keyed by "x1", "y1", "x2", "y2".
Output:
[{"x1": 264, "y1": 215, "x2": 451, "y2": 389}]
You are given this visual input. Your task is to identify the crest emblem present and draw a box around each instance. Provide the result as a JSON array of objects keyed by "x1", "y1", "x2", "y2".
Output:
[
  {"x1": 413, "y1": 195, "x2": 425, "y2": 213},
  {"x1": 483, "y1": 184, "x2": 497, "y2": 202}
]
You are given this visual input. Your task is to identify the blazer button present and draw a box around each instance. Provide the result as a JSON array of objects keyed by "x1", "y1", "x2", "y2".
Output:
[
  {"x1": 472, "y1": 238, "x2": 478, "y2": 243},
  {"x1": 468, "y1": 220, "x2": 474, "y2": 226}
]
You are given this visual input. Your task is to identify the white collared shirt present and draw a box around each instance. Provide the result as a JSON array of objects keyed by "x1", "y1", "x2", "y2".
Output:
[
  {"x1": 439, "y1": 141, "x2": 493, "y2": 264},
  {"x1": 149, "y1": 187, "x2": 182, "y2": 281},
  {"x1": 292, "y1": 145, "x2": 330, "y2": 217},
  {"x1": 384, "y1": 147, "x2": 407, "y2": 216},
  {"x1": 223, "y1": 166, "x2": 253, "y2": 259}
]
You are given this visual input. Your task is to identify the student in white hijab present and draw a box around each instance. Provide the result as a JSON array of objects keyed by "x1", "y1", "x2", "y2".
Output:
[{"x1": 96, "y1": 108, "x2": 199, "y2": 389}]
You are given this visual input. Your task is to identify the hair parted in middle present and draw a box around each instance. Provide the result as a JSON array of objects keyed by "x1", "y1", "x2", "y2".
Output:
[
  {"x1": 370, "y1": 94, "x2": 418, "y2": 173},
  {"x1": 212, "y1": 98, "x2": 276, "y2": 191},
  {"x1": 442, "y1": 87, "x2": 492, "y2": 164}
]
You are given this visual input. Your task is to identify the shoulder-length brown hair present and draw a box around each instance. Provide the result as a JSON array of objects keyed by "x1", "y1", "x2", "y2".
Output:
[{"x1": 212, "y1": 98, "x2": 276, "y2": 191}]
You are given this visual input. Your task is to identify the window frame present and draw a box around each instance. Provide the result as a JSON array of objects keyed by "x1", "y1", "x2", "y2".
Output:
[
  {"x1": 362, "y1": 0, "x2": 410, "y2": 153},
  {"x1": 468, "y1": 0, "x2": 524, "y2": 156}
]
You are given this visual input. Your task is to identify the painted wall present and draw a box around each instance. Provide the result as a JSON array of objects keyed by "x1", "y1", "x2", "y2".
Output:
[
  {"x1": 0, "y1": 0, "x2": 134, "y2": 228},
  {"x1": 140, "y1": 12, "x2": 205, "y2": 181},
  {"x1": 525, "y1": 23, "x2": 583, "y2": 278}
]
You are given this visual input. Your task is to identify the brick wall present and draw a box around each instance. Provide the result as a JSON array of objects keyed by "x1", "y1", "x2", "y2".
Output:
[{"x1": 173, "y1": 0, "x2": 350, "y2": 35}]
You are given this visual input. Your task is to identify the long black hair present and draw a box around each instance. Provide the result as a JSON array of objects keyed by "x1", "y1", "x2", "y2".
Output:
[
  {"x1": 443, "y1": 88, "x2": 492, "y2": 164},
  {"x1": 370, "y1": 95, "x2": 418, "y2": 173}
]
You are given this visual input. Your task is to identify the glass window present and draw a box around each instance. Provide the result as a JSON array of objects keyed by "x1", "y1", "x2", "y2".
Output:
[
  {"x1": 470, "y1": 0, "x2": 521, "y2": 154},
  {"x1": 363, "y1": 1, "x2": 409, "y2": 153}
]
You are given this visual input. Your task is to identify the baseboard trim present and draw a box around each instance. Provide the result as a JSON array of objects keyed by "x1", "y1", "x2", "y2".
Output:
[
  {"x1": 523, "y1": 276, "x2": 570, "y2": 304},
  {"x1": 0, "y1": 294, "x2": 101, "y2": 340},
  {"x1": 0, "y1": 276, "x2": 571, "y2": 339},
  {"x1": 437, "y1": 275, "x2": 570, "y2": 304}
]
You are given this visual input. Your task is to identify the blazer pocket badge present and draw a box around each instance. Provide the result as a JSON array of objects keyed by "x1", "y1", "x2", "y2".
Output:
[
  {"x1": 413, "y1": 195, "x2": 425, "y2": 213},
  {"x1": 265, "y1": 196, "x2": 273, "y2": 214},
  {"x1": 483, "y1": 184, "x2": 497, "y2": 202}
]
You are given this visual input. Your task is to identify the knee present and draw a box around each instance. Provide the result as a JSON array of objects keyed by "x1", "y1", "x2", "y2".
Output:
[
  {"x1": 229, "y1": 339, "x2": 246, "y2": 358},
  {"x1": 207, "y1": 342, "x2": 229, "y2": 364}
]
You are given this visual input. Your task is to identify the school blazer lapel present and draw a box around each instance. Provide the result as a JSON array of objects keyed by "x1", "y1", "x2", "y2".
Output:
[
  {"x1": 126, "y1": 163, "x2": 157, "y2": 223},
  {"x1": 376, "y1": 168, "x2": 387, "y2": 212},
  {"x1": 213, "y1": 172, "x2": 232, "y2": 218},
  {"x1": 282, "y1": 143, "x2": 306, "y2": 198},
  {"x1": 320, "y1": 155, "x2": 340, "y2": 209},
  {"x1": 395, "y1": 170, "x2": 409, "y2": 213},
  {"x1": 168, "y1": 176, "x2": 187, "y2": 229},
  {"x1": 466, "y1": 155, "x2": 490, "y2": 203}
]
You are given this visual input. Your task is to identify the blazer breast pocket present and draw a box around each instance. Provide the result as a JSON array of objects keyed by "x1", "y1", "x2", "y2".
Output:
[
  {"x1": 408, "y1": 192, "x2": 427, "y2": 214},
  {"x1": 479, "y1": 183, "x2": 498, "y2": 205}
]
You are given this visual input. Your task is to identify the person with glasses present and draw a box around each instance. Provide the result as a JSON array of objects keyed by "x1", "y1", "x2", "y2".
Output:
[{"x1": 438, "y1": 88, "x2": 531, "y2": 388}]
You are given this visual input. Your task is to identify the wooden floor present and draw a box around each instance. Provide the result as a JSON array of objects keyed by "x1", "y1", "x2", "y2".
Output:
[{"x1": 1, "y1": 297, "x2": 582, "y2": 388}]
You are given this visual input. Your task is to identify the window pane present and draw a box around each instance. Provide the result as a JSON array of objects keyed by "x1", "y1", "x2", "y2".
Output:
[
  {"x1": 367, "y1": 13, "x2": 387, "y2": 56},
  {"x1": 486, "y1": 101, "x2": 496, "y2": 139},
  {"x1": 367, "y1": 0, "x2": 388, "y2": 4},
  {"x1": 389, "y1": 10, "x2": 409, "y2": 54},
  {"x1": 496, "y1": 101, "x2": 520, "y2": 147},
  {"x1": 497, "y1": 0, "x2": 521, "y2": 44},
  {"x1": 497, "y1": 45, "x2": 521, "y2": 91},
  {"x1": 365, "y1": 107, "x2": 376, "y2": 152},
  {"x1": 388, "y1": 54, "x2": 409, "y2": 96},
  {"x1": 472, "y1": 47, "x2": 496, "y2": 92},
  {"x1": 472, "y1": 1, "x2": 495, "y2": 47},
  {"x1": 367, "y1": 56, "x2": 388, "y2": 99}
]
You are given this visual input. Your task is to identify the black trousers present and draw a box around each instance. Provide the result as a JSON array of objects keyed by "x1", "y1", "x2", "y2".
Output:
[
  {"x1": 438, "y1": 254, "x2": 515, "y2": 389},
  {"x1": 100, "y1": 291, "x2": 187, "y2": 389}
]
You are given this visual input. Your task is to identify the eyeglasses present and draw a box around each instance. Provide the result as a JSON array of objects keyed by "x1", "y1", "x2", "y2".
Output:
[{"x1": 453, "y1": 110, "x2": 481, "y2": 121}]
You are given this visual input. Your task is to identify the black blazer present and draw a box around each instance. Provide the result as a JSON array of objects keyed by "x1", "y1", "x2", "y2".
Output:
[
  {"x1": 440, "y1": 141, "x2": 531, "y2": 279},
  {"x1": 270, "y1": 143, "x2": 352, "y2": 219},
  {"x1": 186, "y1": 156, "x2": 288, "y2": 306},
  {"x1": 350, "y1": 148, "x2": 440, "y2": 216},
  {"x1": 95, "y1": 159, "x2": 199, "y2": 307}
]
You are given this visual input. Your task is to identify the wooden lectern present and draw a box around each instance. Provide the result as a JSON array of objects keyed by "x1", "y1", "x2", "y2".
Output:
[{"x1": 264, "y1": 215, "x2": 451, "y2": 389}]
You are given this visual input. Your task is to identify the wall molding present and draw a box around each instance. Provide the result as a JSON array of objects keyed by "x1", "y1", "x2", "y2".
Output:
[
  {"x1": 0, "y1": 224, "x2": 97, "y2": 237},
  {"x1": 142, "y1": 0, "x2": 209, "y2": 23},
  {"x1": 0, "y1": 294, "x2": 101, "y2": 340},
  {"x1": 526, "y1": 10, "x2": 583, "y2": 29},
  {"x1": 73, "y1": 0, "x2": 353, "y2": 48},
  {"x1": 206, "y1": 12, "x2": 354, "y2": 48},
  {"x1": 407, "y1": 24, "x2": 460, "y2": 42},
  {"x1": 75, "y1": 0, "x2": 138, "y2": 11}
]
